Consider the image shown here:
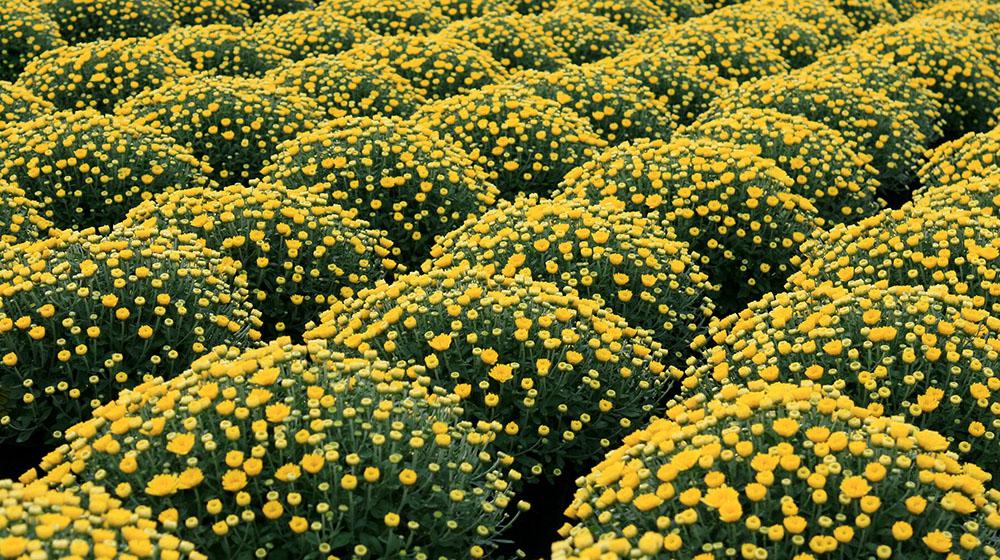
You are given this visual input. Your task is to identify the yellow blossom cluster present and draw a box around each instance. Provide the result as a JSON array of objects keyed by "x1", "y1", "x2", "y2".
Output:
[
  {"x1": 0, "y1": 224, "x2": 257, "y2": 443},
  {"x1": 29, "y1": 343, "x2": 520, "y2": 559}
]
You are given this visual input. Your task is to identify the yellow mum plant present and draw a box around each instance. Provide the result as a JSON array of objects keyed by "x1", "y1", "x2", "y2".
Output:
[
  {"x1": 37, "y1": 0, "x2": 176, "y2": 44},
  {"x1": 117, "y1": 74, "x2": 323, "y2": 184},
  {"x1": 263, "y1": 114, "x2": 498, "y2": 265},
  {"x1": 341, "y1": 33, "x2": 509, "y2": 99},
  {"x1": 150, "y1": 24, "x2": 290, "y2": 77},
  {"x1": 440, "y1": 13, "x2": 571, "y2": 71},
  {"x1": 424, "y1": 195, "x2": 717, "y2": 361},
  {"x1": 529, "y1": 9, "x2": 630, "y2": 64},
  {"x1": 512, "y1": 65, "x2": 678, "y2": 144},
  {"x1": 252, "y1": 9, "x2": 375, "y2": 61},
  {"x1": 0, "y1": 109, "x2": 211, "y2": 229},
  {"x1": 0, "y1": 179, "x2": 51, "y2": 250},
  {"x1": 631, "y1": 22, "x2": 791, "y2": 82},
  {"x1": 604, "y1": 49, "x2": 736, "y2": 124},
  {"x1": 265, "y1": 53, "x2": 427, "y2": 119},
  {"x1": 304, "y1": 266, "x2": 670, "y2": 477},
  {"x1": 166, "y1": 0, "x2": 252, "y2": 25},
  {"x1": 920, "y1": 124, "x2": 1000, "y2": 188},
  {"x1": 16, "y1": 38, "x2": 191, "y2": 113},
  {"x1": 556, "y1": 137, "x2": 823, "y2": 302},
  {"x1": 553, "y1": 381, "x2": 1000, "y2": 559},
  {"x1": 0, "y1": 224, "x2": 257, "y2": 443},
  {"x1": 0, "y1": 2, "x2": 65, "y2": 82},
  {"x1": 33, "y1": 345, "x2": 519, "y2": 558},
  {"x1": 679, "y1": 108, "x2": 883, "y2": 222},
  {"x1": 788, "y1": 205, "x2": 1000, "y2": 315},
  {"x1": 682, "y1": 283, "x2": 1000, "y2": 468},
  {"x1": 412, "y1": 84, "x2": 605, "y2": 196},
  {"x1": 0, "y1": 81, "x2": 53, "y2": 128},
  {"x1": 317, "y1": 0, "x2": 449, "y2": 35},
  {"x1": 125, "y1": 181, "x2": 397, "y2": 336}
]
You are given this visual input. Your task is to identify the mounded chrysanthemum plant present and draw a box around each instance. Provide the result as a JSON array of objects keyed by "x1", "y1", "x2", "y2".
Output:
[
  {"x1": 0, "y1": 2, "x2": 65, "y2": 82},
  {"x1": 440, "y1": 13, "x2": 571, "y2": 71},
  {"x1": 265, "y1": 53, "x2": 427, "y2": 119},
  {"x1": 0, "y1": 224, "x2": 257, "y2": 443},
  {"x1": 423, "y1": 195, "x2": 717, "y2": 361},
  {"x1": 37, "y1": 0, "x2": 177, "y2": 44},
  {"x1": 0, "y1": 109, "x2": 212, "y2": 229},
  {"x1": 513, "y1": 65, "x2": 678, "y2": 144},
  {"x1": 317, "y1": 0, "x2": 450, "y2": 35},
  {"x1": 788, "y1": 205, "x2": 1000, "y2": 315},
  {"x1": 681, "y1": 283, "x2": 1000, "y2": 469},
  {"x1": 529, "y1": 9, "x2": 630, "y2": 65},
  {"x1": 304, "y1": 265, "x2": 671, "y2": 477},
  {"x1": 150, "y1": 24, "x2": 290, "y2": 78},
  {"x1": 705, "y1": 71, "x2": 932, "y2": 191},
  {"x1": 124, "y1": 181, "x2": 397, "y2": 336},
  {"x1": 556, "y1": 137, "x2": 824, "y2": 303},
  {"x1": 606, "y1": 49, "x2": 736, "y2": 125},
  {"x1": 16, "y1": 38, "x2": 191, "y2": 113},
  {"x1": 341, "y1": 33, "x2": 509, "y2": 100},
  {"x1": 117, "y1": 74, "x2": 324, "y2": 184},
  {"x1": 252, "y1": 8, "x2": 375, "y2": 61},
  {"x1": 0, "y1": 480, "x2": 206, "y2": 559},
  {"x1": 920, "y1": 124, "x2": 1000, "y2": 188},
  {"x1": 263, "y1": 114, "x2": 499, "y2": 266},
  {"x1": 552, "y1": 381, "x2": 1000, "y2": 559},
  {"x1": 631, "y1": 22, "x2": 791, "y2": 82},
  {"x1": 32, "y1": 345, "x2": 521, "y2": 559},
  {"x1": 679, "y1": 108, "x2": 883, "y2": 222},
  {"x1": 412, "y1": 84, "x2": 605, "y2": 196}
]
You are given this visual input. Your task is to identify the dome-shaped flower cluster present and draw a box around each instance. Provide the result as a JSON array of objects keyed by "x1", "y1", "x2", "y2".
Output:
[
  {"x1": 440, "y1": 13, "x2": 571, "y2": 71},
  {"x1": 251, "y1": 8, "x2": 375, "y2": 61},
  {"x1": 632, "y1": 22, "x2": 791, "y2": 82},
  {"x1": 703, "y1": 5, "x2": 831, "y2": 68},
  {"x1": 682, "y1": 284, "x2": 1000, "y2": 467},
  {"x1": 557, "y1": 137, "x2": 824, "y2": 302},
  {"x1": 607, "y1": 50, "x2": 736, "y2": 124},
  {"x1": 16, "y1": 38, "x2": 191, "y2": 114},
  {"x1": 318, "y1": 0, "x2": 450, "y2": 35},
  {"x1": 425, "y1": 196, "x2": 717, "y2": 360},
  {"x1": 342, "y1": 33, "x2": 509, "y2": 100},
  {"x1": 679, "y1": 108, "x2": 883, "y2": 222},
  {"x1": 920, "y1": 124, "x2": 1000, "y2": 188},
  {"x1": 555, "y1": 0, "x2": 705, "y2": 32},
  {"x1": 513, "y1": 65, "x2": 678, "y2": 144},
  {"x1": 125, "y1": 182, "x2": 397, "y2": 336},
  {"x1": 0, "y1": 3, "x2": 65, "y2": 83},
  {"x1": 167, "y1": 0, "x2": 252, "y2": 25},
  {"x1": 789, "y1": 205, "x2": 1000, "y2": 315},
  {"x1": 246, "y1": 0, "x2": 317, "y2": 21},
  {"x1": 553, "y1": 382, "x2": 1000, "y2": 559},
  {"x1": 38, "y1": 0, "x2": 177, "y2": 45},
  {"x1": 265, "y1": 53, "x2": 426, "y2": 119},
  {"x1": 305, "y1": 266, "x2": 670, "y2": 477},
  {"x1": 0, "y1": 480, "x2": 205, "y2": 559},
  {"x1": 118, "y1": 74, "x2": 323, "y2": 184},
  {"x1": 0, "y1": 109, "x2": 211, "y2": 229},
  {"x1": 263, "y1": 115, "x2": 499, "y2": 265},
  {"x1": 150, "y1": 24, "x2": 289, "y2": 78},
  {"x1": 530, "y1": 10, "x2": 630, "y2": 65},
  {"x1": 33, "y1": 344, "x2": 520, "y2": 559},
  {"x1": 706, "y1": 71, "x2": 932, "y2": 191},
  {"x1": 0, "y1": 225, "x2": 257, "y2": 443},
  {"x1": 846, "y1": 16, "x2": 1000, "y2": 135},
  {"x1": 413, "y1": 84, "x2": 605, "y2": 196}
]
